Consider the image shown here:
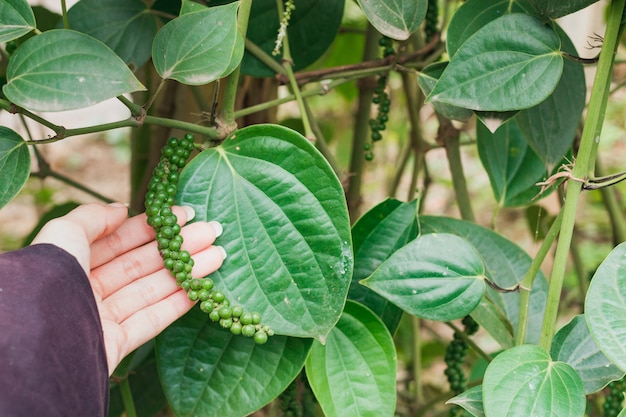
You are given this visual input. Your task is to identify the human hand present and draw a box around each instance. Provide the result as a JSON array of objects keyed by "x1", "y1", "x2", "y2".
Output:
[{"x1": 32, "y1": 202, "x2": 225, "y2": 374}]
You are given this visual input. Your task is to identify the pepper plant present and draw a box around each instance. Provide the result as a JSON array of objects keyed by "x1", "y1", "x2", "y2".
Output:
[{"x1": 2, "y1": 0, "x2": 626, "y2": 416}]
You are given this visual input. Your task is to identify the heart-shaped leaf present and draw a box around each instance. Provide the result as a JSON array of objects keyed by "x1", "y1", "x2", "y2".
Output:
[
  {"x1": 0, "y1": 0, "x2": 36, "y2": 43},
  {"x1": 152, "y1": 2, "x2": 243, "y2": 84},
  {"x1": 483, "y1": 345, "x2": 585, "y2": 417},
  {"x1": 447, "y1": 386, "x2": 485, "y2": 417},
  {"x1": 477, "y1": 118, "x2": 550, "y2": 207},
  {"x1": 355, "y1": 0, "x2": 427, "y2": 40},
  {"x1": 305, "y1": 301, "x2": 397, "y2": 417},
  {"x1": 349, "y1": 198, "x2": 418, "y2": 333},
  {"x1": 585, "y1": 242, "x2": 626, "y2": 372},
  {"x1": 66, "y1": 0, "x2": 158, "y2": 69},
  {"x1": 0, "y1": 127, "x2": 30, "y2": 209},
  {"x1": 3, "y1": 29, "x2": 145, "y2": 111},
  {"x1": 156, "y1": 306, "x2": 312, "y2": 417},
  {"x1": 178, "y1": 124, "x2": 352, "y2": 341},
  {"x1": 551, "y1": 315, "x2": 625, "y2": 394},
  {"x1": 361, "y1": 233, "x2": 486, "y2": 322},
  {"x1": 419, "y1": 216, "x2": 548, "y2": 344},
  {"x1": 428, "y1": 13, "x2": 563, "y2": 111}
]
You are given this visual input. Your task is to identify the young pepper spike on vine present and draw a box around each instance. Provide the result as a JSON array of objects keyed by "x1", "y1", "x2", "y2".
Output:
[
  {"x1": 144, "y1": 133, "x2": 273, "y2": 344},
  {"x1": 273, "y1": 0, "x2": 296, "y2": 56}
]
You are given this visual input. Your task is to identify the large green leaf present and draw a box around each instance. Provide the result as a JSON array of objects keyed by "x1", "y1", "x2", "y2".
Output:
[
  {"x1": 477, "y1": 119, "x2": 549, "y2": 207},
  {"x1": 483, "y1": 345, "x2": 585, "y2": 417},
  {"x1": 66, "y1": 0, "x2": 158, "y2": 69},
  {"x1": 445, "y1": 0, "x2": 534, "y2": 57},
  {"x1": 241, "y1": 0, "x2": 344, "y2": 77},
  {"x1": 305, "y1": 301, "x2": 397, "y2": 417},
  {"x1": 355, "y1": 0, "x2": 427, "y2": 40},
  {"x1": 527, "y1": 0, "x2": 600, "y2": 19},
  {"x1": 447, "y1": 386, "x2": 484, "y2": 417},
  {"x1": 585, "y1": 242, "x2": 626, "y2": 372},
  {"x1": 178, "y1": 124, "x2": 352, "y2": 341},
  {"x1": 3, "y1": 29, "x2": 145, "y2": 111},
  {"x1": 419, "y1": 216, "x2": 548, "y2": 344},
  {"x1": 551, "y1": 315, "x2": 625, "y2": 394},
  {"x1": 361, "y1": 233, "x2": 486, "y2": 322},
  {"x1": 152, "y1": 2, "x2": 243, "y2": 85},
  {"x1": 349, "y1": 198, "x2": 418, "y2": 333},
  {"x1": 428, "y1": 13, "x2": 563, "y2": 112},
  {"x1": 516, "y1": 25, "x2": 585, "y2": 168},
  {"x1": 0, "y1": 0, "x2": 35, "y2": 43},
  {"x1": 0, "y1": 127, "x2": 30, "y2": 209},
  {"x1": 156, "y1": 306, "x2": 312, "y2": 417}
]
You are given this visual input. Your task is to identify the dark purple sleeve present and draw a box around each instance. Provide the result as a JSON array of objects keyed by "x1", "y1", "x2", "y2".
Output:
[{"x1": 0, "y1": 244, "x2": 108, "y2": 417}]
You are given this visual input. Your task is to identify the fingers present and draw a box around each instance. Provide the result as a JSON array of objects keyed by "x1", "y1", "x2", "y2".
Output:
[
  {"x1": 91, "y1": 220, "x2": 222, "y2": 299},
  {"x1": 101, "y1": 245, "x2": 225, "y2": 324},
  {"x1": 107, "y1": 289, "x2": 196, "y2": 372},
  {"x1": 90, "y1": 205, "x2": 195, "y2": 269}
]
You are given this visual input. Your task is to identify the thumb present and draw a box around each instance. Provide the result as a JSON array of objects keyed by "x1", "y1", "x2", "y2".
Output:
[{"x1": 33, "y1": 203, "x2": 129, "y2": 273}]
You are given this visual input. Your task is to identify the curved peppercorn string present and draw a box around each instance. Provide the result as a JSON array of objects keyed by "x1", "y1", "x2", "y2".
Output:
[{"x1": 144, "y1": 133, "x2": 273, "y2": 343}]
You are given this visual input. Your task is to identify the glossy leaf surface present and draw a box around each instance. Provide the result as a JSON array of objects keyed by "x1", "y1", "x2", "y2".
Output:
[
  {"x1": 429, "y1": 13, "x2": 562, "y2": 111},
  {"x1": 551, "y1": 315, "x2": 624, "y2": 394},
  {"x1": 156, "y1": 306, "x2": 312, "y2": 417},
  {"x1": 477, "y1": 119, "x2": 549, "y2": 207},
  {"x1": 361, "y1": 233, "x2": 486, "y2": 322},
  {"x1": 241, "y1": 0, "x2": 344, "y2": 76},
  {"x1": 516, "y1": 26, "x2": 585, "y2": 167},
  {"x1": 67, "y1": 0, "x2": 158, "y2": 69},
  {"x1": 355, "y1": 0, "x2": 427, "y2": 40},
  {"x1": 178, "y1": 125, "x2": 352, "y2": 341},
  {"x1": 585, "y1": 242, "x2": 626, "y2": 372},
  {"x1": 3, "y1": 29, "x2": 145, "y2": 111},
  {"x1": 419, "y1": 216, "x2": 548, "y2": 344},
  {"x1": 0, "y1": 127, "x2": 30, "y2": 210},
  {"x1": 447, "y1": 386, "x2": 484, "y2": 417},
  {"x1": 305, "y1": 301, "x2": 397, "y2": 417},
  {"x1": 349, "y1": 198, "x2": 417, "y2": 333},
  {"x1": 152, "y1": 2, "x2": 243, "y2": 84},
  {"x1": 0, "y1": 0, "x2": 35, "y2": 43},
  {"x1": 483, "y1": 345, "x2": 585, "y2": 417}
]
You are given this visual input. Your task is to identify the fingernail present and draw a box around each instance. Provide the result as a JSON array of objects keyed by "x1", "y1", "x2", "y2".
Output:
[
  {"x1": 108, "y1": 202, "x2": 128, "y2": 208},
  {"x1": 217, "y1": 246, "x2": 227, "y2": 259},
  {"x1": 182, "y1": 206, "x2": 195, "y2": 221},
  {"x1": 209, "y1": 221, "x2": 223, "y2": 238}
]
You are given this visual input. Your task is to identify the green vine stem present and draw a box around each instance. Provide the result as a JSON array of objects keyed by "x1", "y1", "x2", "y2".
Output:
[
  {"x1": 275, "y1": 0, "x2": 314, "y2": 140},
  {"x1": 515, "y1": 209, "x2": 563, "y2": 346},
  {"x1": 221, "y1": 0, "x2": 253, "y2": 127},
  {"x1": 538, "y1": 0, "x2": 625, "y2": 351},
  {"x1": 438, "y1": 116, "x2": 475, "y2": 222},
  {"x1": 244, "y1": 39, "x2": 286, "y2": 75},
  {"x1": 61, "y1": 0, "x2": 69, "y2": 29},
  {"x1": 596, "y1": 159, "x2": 626, "y2": 246}
]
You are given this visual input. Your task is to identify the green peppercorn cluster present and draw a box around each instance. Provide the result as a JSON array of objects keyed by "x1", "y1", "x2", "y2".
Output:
[
  {"x1": 424, "y1": 0, "x2": 439, "y2": 42},
  {"x1": 364, "y1": 37, "x2": 394, "y2": 161},
  {"x1": 145, "y1": 133, "x2": 273, "y2": 344},
  {"x1": 445, "y1": 316, "x2": 479, "y2": 416},
  {"x1": 603, "y1": 377, "x2": 625, "y2": 417}
]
